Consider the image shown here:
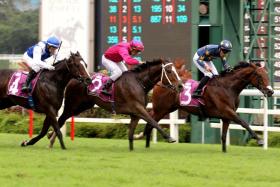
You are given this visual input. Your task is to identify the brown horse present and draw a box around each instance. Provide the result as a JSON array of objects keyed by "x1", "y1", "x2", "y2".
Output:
[
  {"x1": 144, "y1": 61, "x2": 274, "y2": 152},
  {"x1": 0, "y1": 52, "x2": 92, "y2": 149},
  {"x1": 48, "y1": 59, "x2": 183, "y2": 150}
]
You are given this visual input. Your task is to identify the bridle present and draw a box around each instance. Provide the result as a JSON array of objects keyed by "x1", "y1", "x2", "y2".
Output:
[
  {"x1": 136, "y1": 61, "x2": 182, "y2": 92},
  {"x1": 64, "y1": 56, "x2": 89, "y2": 83},
  {"x1": 158, "y1": 62, "x2": 182, "y2": 91},
  {"x1": 236, "y1": 66, "x2": 267, "y2": 92}
]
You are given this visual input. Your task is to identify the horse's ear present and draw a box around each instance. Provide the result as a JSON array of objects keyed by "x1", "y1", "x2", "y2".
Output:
[
  {"x1": 76, "y1": 51, "x2": 80, "y2": 56},
  {"x1": 260, "y1": 61, "x2": 265, "y2": 68},
  {"x1": 70, "y1": 51, "x2": 74, "y2": 56},
  {"x1": 180, "y1": 64, "x2": 185, "y2": 71}
]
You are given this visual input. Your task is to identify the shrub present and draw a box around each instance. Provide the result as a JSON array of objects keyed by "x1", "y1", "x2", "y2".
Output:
[{"x1": 0, "y1": 110, "x2": 191, "y2": 142}]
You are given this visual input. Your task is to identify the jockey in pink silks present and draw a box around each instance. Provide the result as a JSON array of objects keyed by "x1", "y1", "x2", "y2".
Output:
[{"x1": 101, "y1": 39, "x2": 144, "y2": 95}]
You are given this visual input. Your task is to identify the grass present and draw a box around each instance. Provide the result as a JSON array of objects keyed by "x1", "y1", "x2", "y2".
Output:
[{"x1": 0, "y1": 133, "x2": 280, "y2": 187}]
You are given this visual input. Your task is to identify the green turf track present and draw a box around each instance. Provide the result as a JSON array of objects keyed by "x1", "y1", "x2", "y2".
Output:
[{"x1": 0, "y1": 133, "x2": 280, "y2": 187}]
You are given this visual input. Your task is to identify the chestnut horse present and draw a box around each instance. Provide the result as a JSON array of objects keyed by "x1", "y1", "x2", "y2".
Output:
[
  {"x1": 47, "y1": 59, "x2": 183, "y2": 150},
  {"x1": 0, "y1": 52, "x2": 92, "y2": 149},
  {"x1": 144, "y1": 62, "x2": 274, "y2": 152}
]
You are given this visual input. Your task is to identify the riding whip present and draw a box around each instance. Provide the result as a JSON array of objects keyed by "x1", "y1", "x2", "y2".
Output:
[{"x1": 52, "y1": 41, "x2": 63, "y2": 65}]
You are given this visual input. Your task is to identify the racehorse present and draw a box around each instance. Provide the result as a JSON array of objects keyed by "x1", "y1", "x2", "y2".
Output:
[
  {"x1": 144, "y1": 61, "x2": 274, "y2": 152},
  {"x1": 0, "y1": 52, "x2": 92, "y2": 149},
  {"x1": 48, "y1": 59, "x2": 183, "y2": 150}
]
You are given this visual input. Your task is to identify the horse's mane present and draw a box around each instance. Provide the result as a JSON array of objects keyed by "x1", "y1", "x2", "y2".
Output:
[
  {"x1": 130, "y1": 59, "x2": 163, "y2": 72},
  {"x1": 53, "y1": 52, "x2": 81, "y2": 66},
  {"x1": 219, "y1": 61, "x2": 261, "y2": 77}
]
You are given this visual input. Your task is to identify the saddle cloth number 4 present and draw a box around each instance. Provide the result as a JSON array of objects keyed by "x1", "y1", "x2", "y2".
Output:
[{"x1": 9, "y1": 72, "x2": 21, "y2": 95}]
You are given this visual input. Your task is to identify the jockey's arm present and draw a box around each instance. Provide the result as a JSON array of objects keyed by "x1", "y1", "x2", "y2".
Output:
[
  {"x1": 221, "y1": 56, "x2": 231, "y2": 70},
  {"x1": 33, "y1": 44, "x2": 54, "y2": 70},
  {"x1": 197, "y1": 56, "x2": 207, "y2": 68},
  {"x1": 32, "y1": 45, "x2": 44, "y2": 65},
  {"x1": 119, "y1": 48, "x2": 139, "y2": 65}
]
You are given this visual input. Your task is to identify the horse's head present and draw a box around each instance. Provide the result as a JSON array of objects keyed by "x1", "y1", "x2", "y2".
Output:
[
  {"x1": 159, "y1": 58, "x2": 183, "y2": 92},
  {"x1": 66, "y1": 51, "x2": 92, "y2": 85},
  {"x1": 247, "y1": 63, "x2": 274, "y2": 97}
]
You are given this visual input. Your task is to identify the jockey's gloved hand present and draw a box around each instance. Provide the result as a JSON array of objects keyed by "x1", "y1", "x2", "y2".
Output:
[
  {"x1": 224, "y1": 64, "x2": 233, "y2": 72},
  {"x1": 139, "y1": 61, "x2": 145, "y2": 64},
  {"x1": 225, "y1": 66, "x2": 233, "y2": 73},
  {"x1": 45, "y1": 64, "x2": 55, "y2": 71}
]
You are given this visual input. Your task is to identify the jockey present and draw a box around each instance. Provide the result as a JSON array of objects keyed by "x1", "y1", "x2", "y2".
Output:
[
  {"x1": 101, "y1": 39, "x2": 144, "y2": 95},
  {"x1": 21, "y1": 36, "x2": 61, "y2": 92},
  {"x1": 192, "y1": 40, "x2": 233, "y2": 98}
]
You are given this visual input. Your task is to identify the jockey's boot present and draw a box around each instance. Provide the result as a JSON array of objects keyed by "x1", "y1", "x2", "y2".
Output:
[
  {"x1": 192, "y1": 76, "x2": 210, "y2": 98},
  {"x1": 22, "y1": 70, "x2": 37, "y2": 93},
  {"x1": 101, "y1": 79, "x2": 113, "y2": 96}
]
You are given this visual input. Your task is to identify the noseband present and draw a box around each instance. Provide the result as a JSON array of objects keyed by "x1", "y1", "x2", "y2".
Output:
[{"x1": 158, "y1": 62, "x2": 182, "y2": 91}]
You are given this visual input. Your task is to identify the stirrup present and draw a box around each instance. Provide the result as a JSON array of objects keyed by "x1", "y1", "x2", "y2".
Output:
[
  {"x1": 101, "y1": 89, "x2": 111, "y2": 96},
  {"x1": 192, "y1": 91, "x2": 202, "y2": 98},
  {"x1": 21, "y1": 85, "x2": 30, "y2": 93}
]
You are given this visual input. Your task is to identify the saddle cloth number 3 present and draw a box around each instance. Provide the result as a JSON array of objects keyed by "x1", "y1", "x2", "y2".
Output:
[{"x1": 181, "y1": 82, "x2": 192, "y2": 105}]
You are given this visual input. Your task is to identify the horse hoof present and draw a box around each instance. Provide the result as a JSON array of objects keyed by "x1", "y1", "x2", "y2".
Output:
[
  {"x1": 257, "y1": 139, "x2": 264, "y2": 146},
  {"x1": 47, "y1": 131, "x2": 53, "y2": 139},
  {"x1": 21, "y1": 140, "x2": 28, "y2": 147},
  {"x1": 168, "y1": 137, "x2": 176, "y2": 143}
]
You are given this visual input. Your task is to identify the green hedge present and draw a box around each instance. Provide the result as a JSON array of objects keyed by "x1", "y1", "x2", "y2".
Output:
[{"x1": 0, "y1": 109, "x2": 191, "y2": 142}]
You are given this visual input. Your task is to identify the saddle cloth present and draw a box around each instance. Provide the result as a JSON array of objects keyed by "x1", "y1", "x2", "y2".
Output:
[
  {"x1": 87, "y1": 73, "x2": 115, "y2": 102},
  {"x1": 179, "y1": 79, "x2": 205, "y2": 106},
  {"x1": 7, "y1": 71, "x2": 40, "y2": 98}
]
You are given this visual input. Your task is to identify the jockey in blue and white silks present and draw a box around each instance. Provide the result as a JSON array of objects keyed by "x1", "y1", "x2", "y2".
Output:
[
  {"x1": 22, "y1": 36, "x2": 61, "y2": 92},
  {"x1": 192, "y1": 40, "x2": 233, "y2": 98}
]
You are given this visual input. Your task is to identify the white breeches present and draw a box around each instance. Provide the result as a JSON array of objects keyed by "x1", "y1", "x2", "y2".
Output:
[
  {"x1": 102, "y1": 55, "x2": 128, "y2": 81},
  {"x1": 193, "y1": 53, "x2": 218, "y2": 78}
]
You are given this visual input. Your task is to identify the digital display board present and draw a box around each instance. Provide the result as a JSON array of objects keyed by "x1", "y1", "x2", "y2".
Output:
[{"x1": 95, "y1": 0, "x2": 192, "y2": 69}]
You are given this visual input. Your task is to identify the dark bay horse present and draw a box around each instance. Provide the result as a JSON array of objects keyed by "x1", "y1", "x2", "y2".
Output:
[
  {"x1": 0, "y1": 52, "x2": 92, "y2": 149},
  {"x1": 49, "y1": 59, "x2": 183, "y2": 150},
  {"x1": 144, "y1": 62, "x2": 274, "y2": 152}
]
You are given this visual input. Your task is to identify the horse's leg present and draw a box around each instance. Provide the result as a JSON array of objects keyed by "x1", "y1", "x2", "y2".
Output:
[
  {"x1": 44, "y1": 108, "x2": 66, "y2": 149},
  {"x1": 229, "y1": 111, "x2": 263, "y2": 145},
  {"x1": 49, "y1": 103, "x2": 95, "y2": 148},
  {"x1": 0, "y1": 99, "x2": 14, "y2": 109},
  {"x1": 128, "y1": 115, "x2": 140, "y2": 151},
  {"x1": 221, "y1": 119, "x2": 230, "y2": 153},
  {"x1": 48, "y1": 109, "x2": 73, "y2": 148},
  {"x1": 145, "y1": 110, "x2": 170, "y2": 148},
  {"x1": 135, "y1": 105, "x2": 175, "y2": 142},
  {"x1": 22, "y1": 116, "x2": 51, "y2": 146}
]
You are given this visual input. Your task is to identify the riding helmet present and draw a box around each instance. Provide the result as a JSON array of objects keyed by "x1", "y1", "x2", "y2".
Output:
[
  {"x1": 130, "y1": 39, "x2": 144, "y2": 52},
  {"x1": 46, "y1": 36, "x2": 61, "y2": 48},
  {"x1": 219, "y1": 40, "x2": 232, "y2": 52}
]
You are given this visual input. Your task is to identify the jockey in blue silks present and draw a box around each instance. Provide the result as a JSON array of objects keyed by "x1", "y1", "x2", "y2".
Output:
[
  {"x1": 192, "y1": 40, "x2": 233, "y2": 98},
  {"x1": 21, "y1": 36, "x2": 61, "y2": 92}
]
